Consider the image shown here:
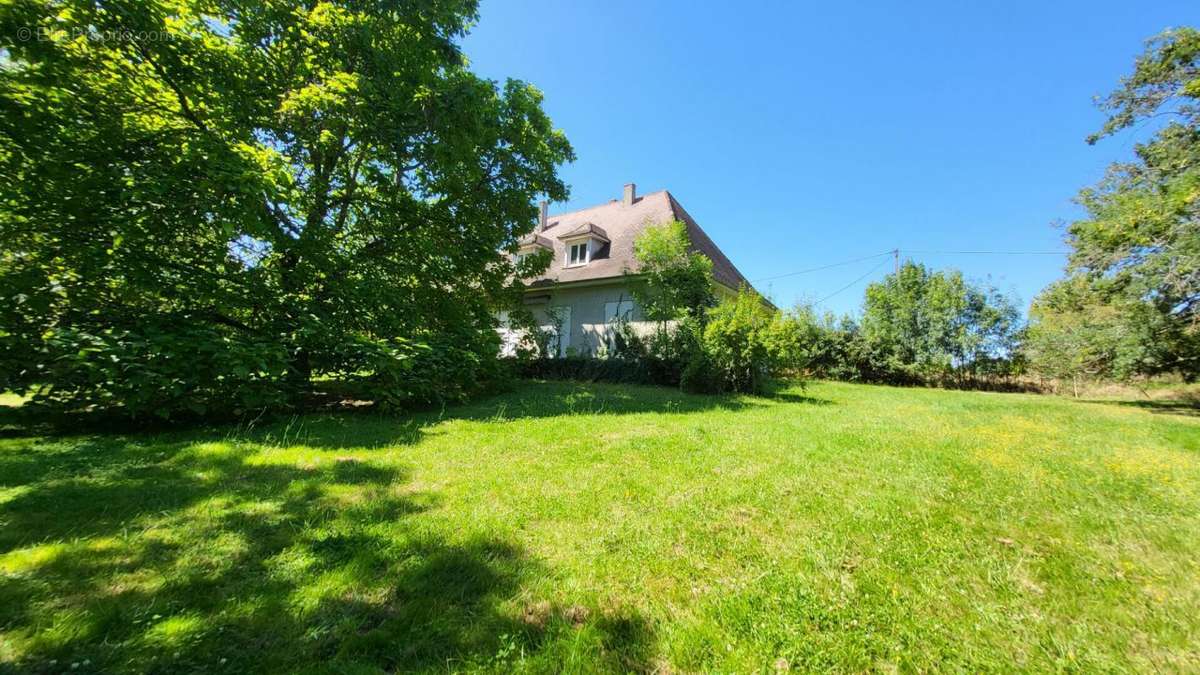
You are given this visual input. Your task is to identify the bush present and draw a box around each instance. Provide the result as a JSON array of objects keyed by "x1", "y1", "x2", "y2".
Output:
[
  {"x1": 520, "y1": 290, "x2": 809, "y2": 396},
  {"x1": 332, "y1": 330, "x2": 511, "y2": 411},
  {"x1": 10, "y1": 321, "x2": 291, "y2": 421},
  {"x1": 791, "y1": 305, "x2": 1024, "y2": 388},
  {"x1": 687, "y1": 290, "x2": 808, "y2": 394},
  {"x1": 2, "y1": 318, "x2": 512, "y2": 421},
  {"x1": 679, "y1": 348, "x2": 723, "y2": 394},
  {"x1": 610, "y1": 317, "x2": 703, "y2": 387},
  {"x1": 515, "y1": 356, "x2": 653, "y2": 385}
]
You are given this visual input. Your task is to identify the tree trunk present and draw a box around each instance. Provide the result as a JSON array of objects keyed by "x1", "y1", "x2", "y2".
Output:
[
  {"x1": 288, "y1": 346, "x2": 312, "y2": 393},
  {"x1": 279, "y1": 249, "x2": 312, "y2": 395}
]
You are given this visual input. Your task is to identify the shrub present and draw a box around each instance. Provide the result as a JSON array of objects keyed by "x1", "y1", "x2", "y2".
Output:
[
  {"x1": 679, "y1": 348, "x2": 723, "y2": 394},
  {"x1": 520, "y1": 291, "x2": 810, "y2": 395},
  {"x1": 12, "y1": 321, "x2": 291, "y2": 421},
  {"x1": 335, "y1": 330, "x2": 511, "y2": 411},
  {"x1": 515, "y1": 356, "x2": 654, "y2": 385},
  {"x1": 687, "y1": 290, "x2": 808, "y2": 394},
  {"x1": 611, "y1": 317, "x2": 703, "y2": 387},
  {"x1": 3, "y1": 318, "x2": 511, "y2": 421}
]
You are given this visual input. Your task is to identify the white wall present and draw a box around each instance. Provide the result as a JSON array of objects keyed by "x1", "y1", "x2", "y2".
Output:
[{"x1": 524, "y1": 281, "x2": 649, "y2": 356}]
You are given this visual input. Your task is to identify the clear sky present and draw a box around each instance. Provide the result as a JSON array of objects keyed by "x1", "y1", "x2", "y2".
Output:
[{"x1": 463, "y1": 1, "x2": 1199, "y2": 317}]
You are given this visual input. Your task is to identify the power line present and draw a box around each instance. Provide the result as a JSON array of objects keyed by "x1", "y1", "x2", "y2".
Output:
[
  {"x1": 904, "y1": 249, "x2": 1068, "y2": 256},
  {"x1": 754, "y1": 249, "x2": 1067, "y2": 283},
  {"x1": 814, "y1": 258, "x2": 890, "y2": 305},
  {"x1": 752, "y1": 251, "x2": 893, "y2": 282}
]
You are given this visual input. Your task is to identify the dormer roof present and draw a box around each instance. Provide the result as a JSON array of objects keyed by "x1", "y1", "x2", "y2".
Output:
[
  {"x1": 517, "y1": 232, "x2": 554, "y2": 250},
  {"x1": 555, "y1": 222, "x2": 609, "y2": 243}
]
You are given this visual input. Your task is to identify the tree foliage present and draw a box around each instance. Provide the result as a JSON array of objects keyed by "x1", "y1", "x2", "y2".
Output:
[
  {"x1": 0, "y1": 0, "x2": 573, "y2": 418},
  {"x1": 1029, "y1": 27, "x2": 1200, "y2": 382},
  {"x1": 622, "y1": 223, "x2": 806, "y2": 394},
  {"x1": 788, "y1": 307, "x2": 880, "y2": 382},
  {"x1": 859, "y1": 262, "x2": 1020, "y2": 384},
  {"x1": 628, "y1": 220, "x2": 716, "y2": 322},
  {"x1": 685, "y1": 290, "x2": 808, "y2": 394},
  {"x1": 1023, "y1": 277, "x2": 1166, "y2": 392}
]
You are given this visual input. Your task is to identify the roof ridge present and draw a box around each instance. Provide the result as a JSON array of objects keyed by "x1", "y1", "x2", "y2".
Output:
[
  {"x1": 545, "y1": 189, "x2": 669, "y2": 220},
  {"x1": 665, "y1": 191, "x2": 753, "y2": 292}
]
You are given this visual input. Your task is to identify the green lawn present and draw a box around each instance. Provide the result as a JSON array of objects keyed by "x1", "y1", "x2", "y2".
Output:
[{"x1": 1, "y1": 381, "x2": 1198, "y2": 673}]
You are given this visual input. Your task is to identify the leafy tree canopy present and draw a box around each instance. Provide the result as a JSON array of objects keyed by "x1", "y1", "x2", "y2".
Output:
[
  {"x1": 860, "y1": 261, "x2": 1020, "y2": 382},
  {"x1": 1024, "y1": 276, "x2": 1167, "y2": 391},
  {"x1": 0, "y1": 0, "x2": 574, "y2": 416},
  {"x1": 628, "y1": 220, "x2": 716, "y2": 322},
  {"x1": 1040, "y1": 26, "x2": 1200, "y2": 380}
]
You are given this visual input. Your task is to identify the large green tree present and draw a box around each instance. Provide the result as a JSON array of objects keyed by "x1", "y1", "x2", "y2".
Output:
[
  {"x1": 0, "y1": 0, "x2": 573, "y2": 416},
  {"x1": 860, "y1": 262, "x2": 1020, "y2": 384},
  {"x1": 1024, "y1": 276, "x2": 1167, "y2": 394},
  {"x1": 1030, "y1": 27, "x2": 1200, "y2": 381}
]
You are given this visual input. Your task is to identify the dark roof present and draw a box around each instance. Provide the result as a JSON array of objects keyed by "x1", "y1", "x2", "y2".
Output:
[
  {"x1": 516, "y1": 232, "x2": 554, "y2": 250},
  {"x1": 524, "y1": 189, "x2": 752, "y2": 291},
  {"x1": 555, "y1": 222, "x2": 609, "y2": 242}
]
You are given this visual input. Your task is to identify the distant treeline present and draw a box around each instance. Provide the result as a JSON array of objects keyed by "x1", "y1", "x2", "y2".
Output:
[
  {"x1": 806, "y1": 27, "x2": 1200, "y2": 393},
  {"x1": 791, "y1": 261, "x2": 1029, "y2": 391}
]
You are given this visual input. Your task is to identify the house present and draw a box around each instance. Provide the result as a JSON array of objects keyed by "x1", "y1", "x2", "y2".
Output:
[{"x1": 501, "y1": 183, "x2": 755, "y2": 356}]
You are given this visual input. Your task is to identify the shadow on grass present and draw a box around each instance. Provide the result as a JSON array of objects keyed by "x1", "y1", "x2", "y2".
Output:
[
  {"x1": 0, "y1": 432, "x2": 657, "y2": 672},
  {"x1": 0, "y1": 381, "x2": 770, "y2": 487},
  {"x1": 759, "y1": 390, "x2": 835, "y2": 406},
  {"x1": 1081, "y1": 398, "x2": 1200, "y2": 418},
  {"x1": 0, "y1": 380, "x2": 835, "y2": 452},
  {"x1": 0, "y1": 381, "x2": 837, "y2": 670}
]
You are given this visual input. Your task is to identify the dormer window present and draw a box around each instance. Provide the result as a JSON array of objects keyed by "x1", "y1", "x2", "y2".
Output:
[
  {"x1": 568, "y1": 241, "x2": 589, "y2": 266},
  {"x1": 513, "y1": 232, "x2": 554, "y2": 276},
  {"x1": 557, "y1": 222, "x2": 609, "y2": 269}
]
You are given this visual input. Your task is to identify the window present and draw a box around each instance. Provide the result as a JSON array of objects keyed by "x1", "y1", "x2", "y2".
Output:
[
  {"x1": 568, "y1": 241, "x2": 589, "y2": 266},
  {"x1": 540, "y1": 306, "x2": 571, "y2": 357},
  {"x1": 604, "y1": 300, "x2": 634, "y2": 323}
]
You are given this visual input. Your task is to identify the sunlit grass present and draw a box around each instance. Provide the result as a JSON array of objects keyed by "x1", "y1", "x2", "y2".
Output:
[{"x1": 0, "y1": 381, "x2": 1197, "y2": 672}]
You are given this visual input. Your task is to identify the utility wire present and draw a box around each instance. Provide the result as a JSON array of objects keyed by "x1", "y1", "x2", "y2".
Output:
[
  {"x1": 814, "y1": 258, "x2": 890, "y2": 305},
  {"x1": 752, "y1": 251, "x2": 893, "y2": 282},
  {"x1": 755, "y1": 248, "x2": 1068, "y2": 284},
  {"x1": 756, "y1": 248, "x2": 1070, "y2": 309},
  {"x1": 904, "y1": 249, "x2": 1068, "y2": 256}
]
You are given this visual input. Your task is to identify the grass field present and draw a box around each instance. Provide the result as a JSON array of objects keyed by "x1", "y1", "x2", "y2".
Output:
[{"x1": 1, "y1": 381, "x2": 1198, "y2": 673}]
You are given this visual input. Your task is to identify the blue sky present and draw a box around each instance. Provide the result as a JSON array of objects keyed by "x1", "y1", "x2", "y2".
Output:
[{"x1": 463, "y1": 1, "x2": 1198, "y2": 316}]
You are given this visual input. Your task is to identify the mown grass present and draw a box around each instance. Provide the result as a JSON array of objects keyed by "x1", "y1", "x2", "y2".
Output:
[{"x1": 1, "y1": 381, "x2": 1198, "y2": 672}]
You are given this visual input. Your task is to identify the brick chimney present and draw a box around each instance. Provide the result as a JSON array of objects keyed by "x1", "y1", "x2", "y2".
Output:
[
  {"x1": 538, "y1": 200, "x2": 549, "y2": 230},
  {"x1": 623, "y1": 183, "x2": 636, "y2": 206}
]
